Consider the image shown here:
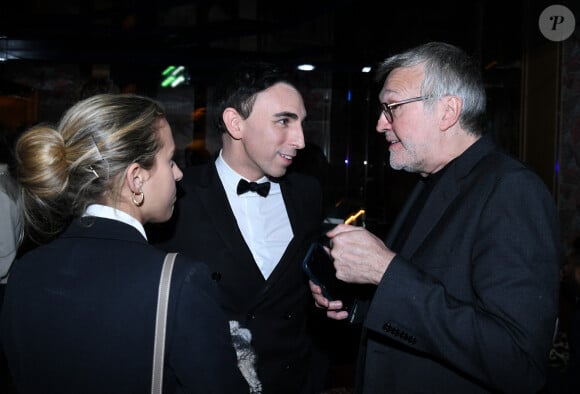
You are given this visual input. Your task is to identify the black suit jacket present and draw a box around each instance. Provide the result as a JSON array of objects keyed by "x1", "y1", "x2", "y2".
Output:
[
  {"x1": 355, "y1": 135, "x2": 561, "y2": 393},
  {"x1": 0, "y1": 217, "x2": 248, "y2": 394},
  {"x1": 149, "y1": 162, "x2": 325, "y2": 394}
]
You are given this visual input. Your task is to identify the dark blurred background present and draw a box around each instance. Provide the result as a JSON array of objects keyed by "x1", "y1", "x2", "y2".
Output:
[{"x1": 0, "y1": 0, "x2": 578, "y2": 247}]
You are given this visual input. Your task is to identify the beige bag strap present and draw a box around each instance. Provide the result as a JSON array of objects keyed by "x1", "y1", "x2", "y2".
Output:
[{"x1": 151, "y1": 252, "x2": 177, "y2": 394}]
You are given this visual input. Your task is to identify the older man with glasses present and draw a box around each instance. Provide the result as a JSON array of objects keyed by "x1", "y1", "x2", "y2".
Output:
[{"x1": 310, "y1": 41, "x2": 560, "y2": 394}]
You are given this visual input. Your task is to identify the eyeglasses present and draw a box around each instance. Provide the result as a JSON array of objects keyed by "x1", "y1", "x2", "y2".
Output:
[{"x1": 380, "y1": 96, "x2": 430, "y2": 123}]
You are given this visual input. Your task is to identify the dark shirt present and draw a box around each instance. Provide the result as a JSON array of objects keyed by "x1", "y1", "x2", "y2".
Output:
[{"x1": 390, "y1": 165, "x2": 450, "y2": 253}]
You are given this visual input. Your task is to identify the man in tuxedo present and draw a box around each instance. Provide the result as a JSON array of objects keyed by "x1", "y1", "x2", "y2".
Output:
[
  {"x1": 310, "y1": 42, "x2": 561, "y2": 393},
  {"x1": 149, "y1": 62, "x2": 327, "y2": 394}
]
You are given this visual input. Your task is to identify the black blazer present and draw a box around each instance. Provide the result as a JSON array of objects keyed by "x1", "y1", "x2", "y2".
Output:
[
  {"x1": 355, "y1": 135, "x2": 561, "y2": 393},
  {"x1": 149, "y1": 162, "x2": 325, "y2": 394},
  {"x1": 0, "y1": 217, "x2": 248, "y2": 394}
]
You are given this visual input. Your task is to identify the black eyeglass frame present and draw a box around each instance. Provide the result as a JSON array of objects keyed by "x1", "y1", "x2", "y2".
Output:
[{"x1": 380, "y1": 96, "x2": 430, "y2": 123}]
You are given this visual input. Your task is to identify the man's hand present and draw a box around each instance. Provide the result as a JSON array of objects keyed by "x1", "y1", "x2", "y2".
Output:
[
  {"x1": 308, "y1": 280, "x2": 349, "y2": 320},
  {"x1": 326, "y1": 224, "x2": 395, "y2": 285}
]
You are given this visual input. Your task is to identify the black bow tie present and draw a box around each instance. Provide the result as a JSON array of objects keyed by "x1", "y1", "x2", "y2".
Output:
[{"x1": 237, "y1": 179, "x2": 271, "y2": 197}]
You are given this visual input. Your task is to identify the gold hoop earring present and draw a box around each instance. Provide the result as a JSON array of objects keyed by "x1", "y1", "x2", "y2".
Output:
[{"x1": 132, "y1": 191, "x2": 144, "y2": 207}]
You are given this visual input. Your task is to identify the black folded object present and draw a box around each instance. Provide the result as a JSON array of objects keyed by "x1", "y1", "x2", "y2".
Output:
[{"x1": 303, "y1": 241, "x2": 359, "y2": 322}]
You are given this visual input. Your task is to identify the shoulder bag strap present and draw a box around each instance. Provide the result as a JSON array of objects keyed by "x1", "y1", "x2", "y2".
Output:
[{"x1": 151, "y1": 252, "x2": 177, "y2": 394}]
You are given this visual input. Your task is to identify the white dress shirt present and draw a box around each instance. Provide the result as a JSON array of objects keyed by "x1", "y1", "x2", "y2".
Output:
[
  {"x1": 215, "y1": 151, "x2": 293, "y2": 279},
  {"x1": 84, "y1": 204, "x2": 148, "y2": 240}
]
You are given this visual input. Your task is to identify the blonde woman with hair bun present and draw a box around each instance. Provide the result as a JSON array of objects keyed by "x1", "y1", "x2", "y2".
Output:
[{"x1": 0, "y1": 94, "x2": 250, "y2": 394}]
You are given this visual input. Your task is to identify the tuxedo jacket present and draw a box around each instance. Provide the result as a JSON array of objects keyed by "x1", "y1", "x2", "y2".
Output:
[
  {"x1": 355, "y1": 135, "x2": 561, "y2": 393},
  {"x1": 149, "y1": 162, "x2": 325, "y2": 394},
  {"x1": 0, "y1": 217, "x2": 248, "y2": 394}
]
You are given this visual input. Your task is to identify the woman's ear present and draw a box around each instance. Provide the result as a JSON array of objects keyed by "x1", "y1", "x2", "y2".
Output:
[
  {"x1": 440, "y1": 95, "x2": 462, "y2": 131},
  {"x1": 126, "y1": 163, "x2": 143, "y2": 192},
  {"x1": 223, "y1": 107, "x2": 242, "y2": 140}
]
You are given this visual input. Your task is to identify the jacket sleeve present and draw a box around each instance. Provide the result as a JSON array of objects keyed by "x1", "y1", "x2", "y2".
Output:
[
  {"x1": 364, "y1": 168, "x2": 560, "y2": 393},
  {"x1": 165, "y1": 257, "x2": 249, "y2": 394}
]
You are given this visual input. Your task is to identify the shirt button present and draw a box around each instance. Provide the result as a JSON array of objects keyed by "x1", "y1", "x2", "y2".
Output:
[{"x1": 247, "y1": 312, "x2": 256, "y2": 320}]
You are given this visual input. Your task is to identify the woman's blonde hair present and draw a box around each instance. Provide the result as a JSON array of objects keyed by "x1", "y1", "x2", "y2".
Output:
[{"x1": 16, "y1": 93, "x2": 166, "y2": 242}]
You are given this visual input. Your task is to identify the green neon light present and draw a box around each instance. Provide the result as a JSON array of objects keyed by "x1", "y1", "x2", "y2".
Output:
[
  {"x1": 162, "y1": 66, "x2": 176, "y2": 76},
  {"x1": 161, "y1": 76, "x2": 176, "y2": 87}
]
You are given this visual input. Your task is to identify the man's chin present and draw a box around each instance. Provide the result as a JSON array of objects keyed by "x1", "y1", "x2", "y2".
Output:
[
  {"x1": 269, "y1": 168, "x2": 288, "y2": 179},
  {"x1": 389, "y1": 159, "x2": 404, "y2": 171}
]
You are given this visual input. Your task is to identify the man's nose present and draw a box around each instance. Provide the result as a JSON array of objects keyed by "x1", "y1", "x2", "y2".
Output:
[
  {"x1": 376, "y1": 112, "x2": 391, "y2": 133},
  {"x1": 291, "y1": 126, "x2": 306, "y2": 149}
]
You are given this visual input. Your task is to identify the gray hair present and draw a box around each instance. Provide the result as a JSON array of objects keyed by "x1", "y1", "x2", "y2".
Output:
[{"x1": 376, "y1": 42, "x2": 487, "y2": 135}]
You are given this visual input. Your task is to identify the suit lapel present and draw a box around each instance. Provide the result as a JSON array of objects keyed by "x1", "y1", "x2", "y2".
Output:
[
  {"x1": 193, "y1": 167, "x2": 314, "y2": 289},
  {"x1": 195, "y1": 164, "x2": 256, "y2": 265},
  {"x1": 279, "y1": 176, "x2": 305, "y2": 237},
  {"x1": 263, "y1": 177, "x2": 304, "y2": 284},
  {"x1": 385, "y1": 180, "x2": 424, "y2": 248},
  {"x1": 391, "y1": 135, "x2": 495, "y2": 257},
  {"x1": 400, "y1": 170, "x2": 460, "y2": 256}
]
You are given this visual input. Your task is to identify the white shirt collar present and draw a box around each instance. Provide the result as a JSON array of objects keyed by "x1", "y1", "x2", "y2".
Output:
[
  {"x1": 84, "y1": 204, "x2": 147, "y2": 240},
  {"x1": 215, "y1": 150, "x2": 280, "y2": 197},
  {"x1": 214, "y1": 151, "x2": 290, "y2": 280}
]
